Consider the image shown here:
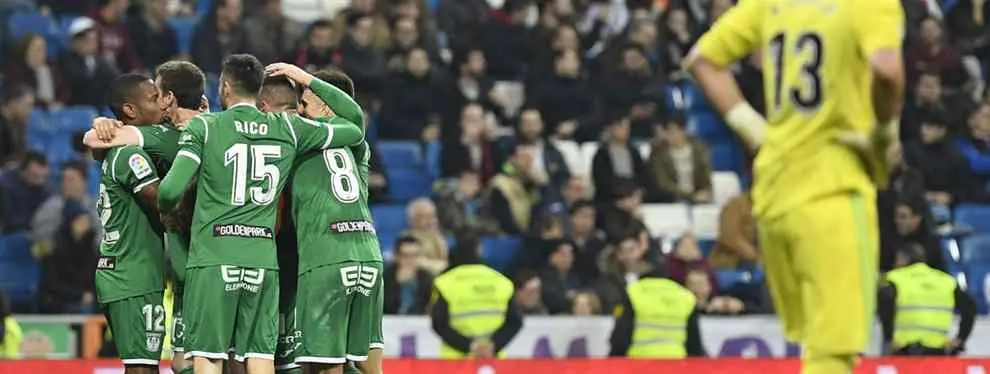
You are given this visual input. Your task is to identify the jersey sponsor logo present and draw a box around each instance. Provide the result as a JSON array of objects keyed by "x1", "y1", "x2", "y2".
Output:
[
  {"x1": 128, "y1": 153, "x2": 153, "y2": 179},
  {"x1": 102, "y1": 231, "x2": 120, "y2": 245},
  {"x1": 329, "y1": 220, "x2": 375, "y2": 234},
  {"x1": 340, "y1": 265, "x2": 378, "y2": 297},
  {"x1": 178, "y1": 132, "x2": 195, "y2": 146},
  {"x1": 213, "y1": 224, "x2": 274, "y2": 239},
  {"x1": 146, "y1": 332, "x2": 163, "y2": 352},
  {"x1": 220, "y1": 265, "x2": 266, "y2": 293},
  {"x1": 96, "y1": 256, "x2": 116, "y2": 270}
]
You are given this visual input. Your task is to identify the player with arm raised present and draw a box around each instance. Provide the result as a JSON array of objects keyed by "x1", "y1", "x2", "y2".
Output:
[
  {"x1": 94, "y1": 74, "x2": 169, "y2": 374},
  {"x1": 155, "y1": 54, "x2": 364, "y2": 374},
  {"x1": 269, "y1": 65, "x2": 383, "y2": 374},
  {"x1": 684, "y1": 1, "x2": 905, "y2": 374}
]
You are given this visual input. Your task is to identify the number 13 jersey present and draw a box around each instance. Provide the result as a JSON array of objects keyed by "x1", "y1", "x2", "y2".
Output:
[{"x1": 177, "y1": 103, "x2": 363, "y2": 270}]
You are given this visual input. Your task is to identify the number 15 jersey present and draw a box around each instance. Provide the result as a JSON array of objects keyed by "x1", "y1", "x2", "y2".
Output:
[
  {"x1": 695, "y1": 0, "x2": 903, "y2": 220},
  {"x1": 177, "y1": 103, "x2": 364, "y2": 270}
]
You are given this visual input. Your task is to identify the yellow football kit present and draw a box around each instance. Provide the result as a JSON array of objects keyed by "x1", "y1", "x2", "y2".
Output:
[{"x1": 695, "y1": 0, "x2": 903, "y2": 370}]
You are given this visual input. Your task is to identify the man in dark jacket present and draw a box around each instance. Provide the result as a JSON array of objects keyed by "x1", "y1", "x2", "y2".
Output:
[
  {"x1": 904, "y1": 108, "x2": 969, "y2": 207},
  {"x1": 58, "y1": 17, "x2": 117, "y2": 108}
]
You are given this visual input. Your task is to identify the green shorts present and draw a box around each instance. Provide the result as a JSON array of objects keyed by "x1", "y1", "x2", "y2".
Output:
[
  {"x1": 276, "y1": 266, "x2": 301, "y2": 372},
  {"x1": 296, "y1": 261, "x2": 384, "y2": 364},
  {"x1": 166, "y1": 232, "x2": 189, "y2": 353},
  {"x1": 182, "y1": 265, "x2": 279, "y2": 361},
  {"x1": 102, "y1": 292, "x2": 166, "y2": 365}
]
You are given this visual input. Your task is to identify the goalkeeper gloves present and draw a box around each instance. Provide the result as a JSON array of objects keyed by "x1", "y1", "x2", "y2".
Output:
[
  {"x1": 725, "y1": 102, "x2": 768, "y2": 152},
  {"x1": 834, "y1": 118, "x2": 899, "y2": 189}
]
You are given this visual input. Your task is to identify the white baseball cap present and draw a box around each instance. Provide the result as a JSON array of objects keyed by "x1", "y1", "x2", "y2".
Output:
[{"x1": 68, "y1": 17, "x2": 96, "y2": 38}]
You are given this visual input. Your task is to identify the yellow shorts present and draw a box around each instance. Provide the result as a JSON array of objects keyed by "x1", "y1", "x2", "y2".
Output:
[{"x1": 758, "y1": 191, "x2": 879, "y2": 355}]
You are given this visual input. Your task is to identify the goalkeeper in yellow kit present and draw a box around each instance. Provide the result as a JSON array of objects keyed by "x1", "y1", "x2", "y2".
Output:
[{"x1": 684, "y1": 0, "x2": 905, "y2": 373}]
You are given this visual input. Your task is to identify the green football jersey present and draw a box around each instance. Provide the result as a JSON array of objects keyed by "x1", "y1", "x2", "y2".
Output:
[
  {"x1": 134, "y1": 123, "x2": 181, "y2": 175},
  {"x1": 291, "y1": 140, "x2": 382, "y2": 273},
  {"x1": 176, "y1": 103, "x2": 361, "y2": 270},
  {"x1": 94, "y1": 146, "x2": 166, "y2": 303}
]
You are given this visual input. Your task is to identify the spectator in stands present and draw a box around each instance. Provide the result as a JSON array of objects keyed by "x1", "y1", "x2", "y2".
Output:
[
  {"x1": 384, "y1": 237, "x2": 434, "y2": 315},
  {"x1": 480, "y1": 0, "x2": 533, "y2": 80},
  {"x1": 0, "y1": 151, "x2": 50, "y2": 232},
  {"x1": 904, "y1": 108, "x2": 969, "y2": 208},
  {"x1": 956, "y1": 102, "x2": 990, "y2": 202},
  {"x1": 0, "y1": 84, "x2": 35, "y2": 166},
  {"x1": 435, "y1": 169, "x2": 499, "y2": 235},
  {"x1": 515, "y1": 107, "x2": 570, "y2": 200},
  {"x1": 530, "y1": 49, "x2": 599, "y2": 141},
  {"x1": 31, "y1": 161, "x2": 98, "y2": 259},
  {"x1": 571, "y1": 291, "x2": 602, "y2": 316},
  {"x1": 191, "y1": 0, "x2": 247, "y2": 74},
  {"x1": 593, "y1": 116, "x2": 647, "y2": 203},
  {"x1": 685, "y1": 269, "x2": 748, "y2": 315},
  {"x1": 441, "y1": 103, "x2": 497, "y2": 181},
  {"x1": 0, "y1": 294, "x2": 22, "y2": 358},
  {"x1": 436, "y1": 0, "x2": 489, "y2": 53},
  {"x1": 242, "y1": 0, "x2": 303, "y2": 64},
  {"x1": 127, "y1": 0, "x2": 179, "y2": 70},
  {"x1": 368, "y1": 145, "x2": 389, "y2": 203},
  {"x1": 598, "y1": 44, "x2": 659, "y2": 138},
  {"x1": 881, "y1": 199, "x2": 946, "y2": 273},
  {"x1": 38, "y1": 199, "x2": 98, "y2": 314},
  {"x1": 646, "y1": 115, "x2": 713, "y2": 203},
  {"x1": 511, "y1": 214, "x2": 564, "y2": 277},
  {"x1": 284, "y1": 20, "x2": 339, "y2": 73},
  {"x1": 595, "y1": 234, "x2": 655, "y2": 311},
  {"x1": 487, "y1": 143, "x2": 544, "y2": 235},
  {"x1": 3, "y1": 34, "x2": 67, "y2": 109},
  {"x1": 529, "y1": 24, "x2": 580, "y2": 84},
  {"x1": 903, "y1": 71, "x2": 946, "y2": 136},
  {"x1": 600, "y1": 180, "x2": 648, "y2": 243},
  {"x1": 59, "y1": 17, "x2": 117, "y2": 109},
  {"x1": 544, "y1": 177, "x2": 588, "y2": 231},
  {"x1": 90, "y1": 0, "x2": 143, "y2": 73},
  {"x1": 567, "y1": 200, "x2": 608, "y2": 280},
  {"x1": 665, "y1": 233, "x2": 719, "y2": 287},
  {"x1": 386, "y1": 16, "x2": 439, "y2": 72},
  {"x1": 906, "y1": 17, "x2": 969, "y2": 93},
  {"x1": 515, "y1": 271, "x2": 548, "y2": 315},
  {"x1": 329, "y1": 0, "x2": 390, "y2": 51},
  {"x1": 401, "y1": 198, "x2": 449, "y2": 274},
  {"x1": 338, "y1": 13, "x2": 387, "y2": 101},
  {"x1": 659, "y1": 7, "x2": 695, "y2": 80},
  {"x1": 709, "y1": 194, "x2": 760, "y2": 269},
  {"x1": 540, "y1": 240, "x2": 585, "y2": 314},
  {"x1": 378, "y1": 47, "x2": 449, "y2": 140},
  {"x1": 578, "y1": 0, "x2": 629, "y2": 60},
  {"x1": 450, "y1": 47, "x2": 506, "y2": 125}
]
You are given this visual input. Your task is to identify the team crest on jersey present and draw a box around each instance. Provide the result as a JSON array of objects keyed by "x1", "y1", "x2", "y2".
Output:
[
  {"x1": 128, "y1": 154, "x2": 153, "y2": 179},
  {"x1": 146, "y1": 332, "x2": 163, "y2": 352}
]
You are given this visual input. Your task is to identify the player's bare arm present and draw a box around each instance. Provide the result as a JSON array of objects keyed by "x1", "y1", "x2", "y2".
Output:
[
  {"x1": 267, "y1": 63, "x2": 365, "y2": 127},
  {"x1": 83, "y1": 118, "x2": 142, "y2": 148},
  {"x1": 135, "y1": 182, "x2": 161, "y2": 213},
  {"x1": 869, "y1": 49, "x2": 905, "y2": 132}
]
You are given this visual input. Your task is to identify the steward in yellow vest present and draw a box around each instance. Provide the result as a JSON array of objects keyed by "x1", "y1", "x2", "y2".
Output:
[
  {"x1": 430, "y1": 234, "x2": 522, "y2": 359},
  {"x1": 878, "y1": 244, "x2": 976, "y2": 356},
  {"x1": 609, "y1": 270, "x2": 706, "y2": 358}
]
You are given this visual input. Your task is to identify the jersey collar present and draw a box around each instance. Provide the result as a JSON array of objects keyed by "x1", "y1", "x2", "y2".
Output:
[{"x1": 229, "y1": 102, "x2": 258, "y2": 110}]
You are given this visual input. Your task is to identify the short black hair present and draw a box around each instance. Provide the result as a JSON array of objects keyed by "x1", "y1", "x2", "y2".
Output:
[
  {"x1": 611, "y1": 179, "x2": 640, "y2": 201},
  {"x1": 221, "y1": 54, "x2": 265, "y2": 98},
  {"x1": 62, "y1": 160, "x2": 88, "y2": 181},
  {"x1": 260, "y1": 75, "x2": 300, "y2": 110},
  {"x1": 156, "y1": 60, "x2": 206, "y2": 110},
  {"x1": 919, "y1": 107, "x2": 948, "y2": 127},
  {"x1": 110, "y1": 73, "x2": 153, "y2": 120},
  {"x1": 313, "y1": 69, "x2": 355, "y2": 98},
  {"x1": 1, "y1": 84, "x2": 33, "y2": 105},
  {"x1": 308, "y1": 19, "x2": 333, "y2": 35},
  {"x1": 569, "y1": 199, "x2": 595, "y2": 216},
  {"x1": 897, "y1": 197, "x2": 926, "y2": 216},
  {"x1": 19, "y1": 150, "x2": 47, "y2": 170},
  {"x1": 394, "y1": 236, "x2": 420, "y2": 253},
  {"x1": 661, "y1": 112, "x2": 687, "y2": 128},
  {"x1": 449, "y1": 231, "x2": 482, "y2": 266}
]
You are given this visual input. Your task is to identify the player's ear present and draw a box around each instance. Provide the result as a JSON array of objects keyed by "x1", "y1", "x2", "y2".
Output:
[{"x1": 122, "y1": 102, "x2": 137, "y2": 120}]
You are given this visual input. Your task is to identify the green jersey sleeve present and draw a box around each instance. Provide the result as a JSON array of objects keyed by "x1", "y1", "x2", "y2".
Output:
[
  {"x1": 111, "y1": 146, "x2": 160, "y2": 194},
  {"x1": 289, "y1": 115, "x2": 364, "y2": 154},
  {"x1": 309, "y1": 78, "x2": 364, "y2": 126},
  {"x1": 177, "y1": 114, "x2": 211, "y2": 163}
]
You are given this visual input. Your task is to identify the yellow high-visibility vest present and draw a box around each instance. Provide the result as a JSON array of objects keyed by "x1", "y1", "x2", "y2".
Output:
[
  {"x1": 626, "y1": 278, "x2": 696, "y2": 358},
  {"x1": 885, "y1": 263, "x2": 957, "y2": 349},
  {"x1": 433, "y1": 264, "x2": 514, "y2": 359}
]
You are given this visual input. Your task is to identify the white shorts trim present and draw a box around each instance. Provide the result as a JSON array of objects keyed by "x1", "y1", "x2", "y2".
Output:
[
  {"x1": 121, "y1": 358, "x2": 159, "y2": 365},
  {"x1": 172, "y1": 347, "x2": 184, "y2": 352},
  {"x1": 369, "y1": 343, "x2": 384, "y2": 350},
  {"x1": 235, "y1": 352, "x2": 274, "y2": 362},
  {"x1": 276, "y1": 362, "x2": 301, "y2": 370},
  {"x1": 295, "y1": 355, "x2": 347, "y2": 364},
  {"x1": 345, "y1": 354, "x2": 368, "y2": 362},
  {"x1": 185, "y1": 351, "x2": 229, "y2": 360}
]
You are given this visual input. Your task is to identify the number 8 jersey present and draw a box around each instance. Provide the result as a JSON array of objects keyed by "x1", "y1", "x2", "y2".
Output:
[{"x1": 176, "y1": 103, "x2": 364, "y2": 270}]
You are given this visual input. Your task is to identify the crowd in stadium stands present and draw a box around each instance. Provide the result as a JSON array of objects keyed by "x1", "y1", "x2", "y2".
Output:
[{"x1": 1, "y1": 0, "x2": 990, "y2": 318}]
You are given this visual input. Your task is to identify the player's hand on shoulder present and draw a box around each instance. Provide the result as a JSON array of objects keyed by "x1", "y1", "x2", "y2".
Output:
[
  {"x1": 265, "y1": 62, "x2": 314, "y2": 87},
  {"x1": 92, "y1": 117, "x2": 124, "y2": 142}
]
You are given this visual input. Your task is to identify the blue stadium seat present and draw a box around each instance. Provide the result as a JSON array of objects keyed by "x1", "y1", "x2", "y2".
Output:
[
  {"x1": 26, "y1": 109, "x2": 51, "y2": 151},
  {"x1": 482, "y1": 236, "x2": 522, "y2": 272},
  {"x1": 88, "y1": 162, "x2": 102, "y2": 196},
  {"x1": 688, "y1": 112, "x2": 733, "y2": 143},
  {"x1": 961, "y1": 234, "x2": 990, "y2": 264},
  {"x1": 8, "y1": 11, "x2": 60, "y2": 56},
  {"x1": 57, "y1": 14, "x2": 81, "y2": 46},
  {"x1": 0, "y1": 234, "x2": 31, "y2": 261},
  {"x1": 682, "y1": 81, "x2": 711, "y2": 113},
  {"x1": 371, "y1": 203, "x2": 408, "y2": 237},
  {"x1": 965, "y1": 264, "x2": 989, "y2": 314},
  {"x1": 377, "y1": 141, "x2": 423, "y2": 169},
  {"x1": 0, "y1": 261, "x2": 40, "y2": 305},
  {"x1": 386, "y1": 169, "x2": 432, "y2": 201},
  {"x1": 378, "y1": 233, "x2": 397, "y2": 261},
  {"x1": 50, "y1": 106, "x2": 98, "y2": 133},
  {"x1": 45, "y1": 133, "x2": 76, "y2": 165},
  {"x1": 168, "y1": 17, "x2": 199, "y2": 55},
  {"x1": 698, "y1": 238, "x2": 716, "y2": 257},
  {"x1": 196, "y1": 0, "x2": 213, "y2": 16},
  {"x1": 205, "y1": 73, "x2": 220, "y2": 111},
  {"x1": 424, "y1": 141, "x2": 442, "y2": 180},
  {"x1": 709, "y1": 142, "x2": 743, "y2": 172},
  {"x1": 659, "y1": 84, "x2": 684, "y2": 112},
  {"x1": 955, "y1": 204, "x2": 990, "y2": 233}
]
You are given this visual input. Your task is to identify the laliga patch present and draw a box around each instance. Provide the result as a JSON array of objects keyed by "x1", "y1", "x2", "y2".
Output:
[{"x1": 129, "y1": 154, "x2": 153, "y2": 179}]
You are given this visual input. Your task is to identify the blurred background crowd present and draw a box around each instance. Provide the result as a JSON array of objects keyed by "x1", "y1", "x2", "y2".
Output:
[{"x1": 1, "y1": 0, "x2": 990, "y2": 320}]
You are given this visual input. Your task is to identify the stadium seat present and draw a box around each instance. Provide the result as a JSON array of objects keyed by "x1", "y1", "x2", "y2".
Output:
[
  {"x1": 45, "y1": 133, "x2": 76, "y2": 165},
  {"x1": 550, "y1": 139, "x2": 582, "y2": 178},
  {"x1": 965, "y1": 264, "x2": 990, "y2": 314},
  {"x1": 698, "y1": 238, "x2": 716, "y2": 257},
  {"x1": 50, "y1": 106, "x2": 98, "y2": 133},
  {"x1": 0, "y1": 234, "x2": 31, "y2": 261},
  {"x1": 378, "y1": 233, "x2": 397, "y2": 262},
  {"x1": 0, "y1": 260, "x2": 40, "y2": 305},
  {"x1": 371, "y1": 203, "x2": 408, "y2": 237},
  {"x1": 961, "y1": 234, "x2": 990, "y2": 264},
  {"x1": 168, "y1": 17, "x2": 199, "y2": 55},
  {"x1": 715, "y1": 269, "x2": 754, "y2": 291},
  {"x1": 482, "y1": 236, "x2": 522, "y2": 272},
  {"x1": 205, "y1": 73, "x2": 220, "y2": 111},
  {"x1": 955, "y1": 204, "x2": 990, "y2": 233},
  {"x1": 660, "y1": 84, "x2": 685, "y2": 112},
  {"x1": 710, "y1": 142, "x2": 743, "y2": 172},
  {"x1": 711, "y1": 171, "x2": 742, "y2": 206},
  {"x1": 641, "y1": 203, "x2": 691, "y2": 238},
  {"x1": 88, "y1": 161, "x2": 101, "y2": 196},
  {"x1": 377, "y1": 141, "x2": 423, "y2": 169},
  {"x1": 26, "y1": 109, "x2": 51, "y2": 151},
  {"x1": 424, "y1": 141, "x2": 442, "y2": 180},
  {"x1": 688, "y1": 112, "x2": 733, "y2": 143},
  {"x1": 691, "y1": 204, "x2": 721, "y2": 239},
  {"x1": 386, "y1": 169, "x2": 432, "y2": 201},
  {"x1": 682, "y1": 81, "x2": 711, "y2": 113},
  {"x1": 8, "y1": 11, "x2": 60, "y2": 55},
  {"x1": 942, "y1": 238, "x2": 961, "y2": 264}
]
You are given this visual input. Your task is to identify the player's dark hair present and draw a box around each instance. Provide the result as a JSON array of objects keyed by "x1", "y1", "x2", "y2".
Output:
[
  {"x1": 260, "y1": 75, "x2": 300, "y2": 110},
  {"x1": 569, "y1": 199, "x2": 595, "y2": 216},
  {"x1": 1, "y1": 83, "x2": 33, "y2": 105},
  {"x1": 109, "y1": 73, "x2": 153, "y2": 120},
  {"x1": 394, "y1": 236, "x2": 420, "y2": 254},
  {"x1": 221, "y1": 54, "x2": 265, "y2": 98},
  {"x1": 19, "y1": 150, "x2": 47, "y2": 170},
  {"x1": 156, "y1": 60, "x2": 207, "y2": 110},
  {"x1": 62, "y1": 160, "x2": 88, "y2": 181},
  {"x1": 313, "y1": 69, "x2": 355, "y2": 98}
]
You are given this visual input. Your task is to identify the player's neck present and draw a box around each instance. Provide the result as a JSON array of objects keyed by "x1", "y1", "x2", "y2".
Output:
[{"x1": 226, "y1": 97, "x2": 257, "y2": 110}]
